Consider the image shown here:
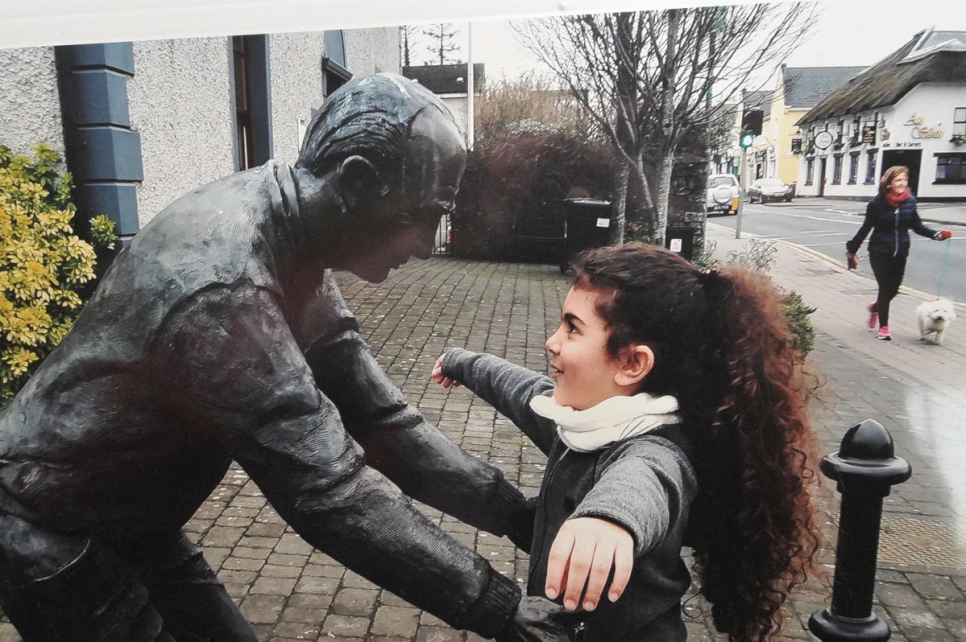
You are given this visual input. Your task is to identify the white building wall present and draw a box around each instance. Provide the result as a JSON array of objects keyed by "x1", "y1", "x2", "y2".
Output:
[
  {"x1": 0, "y1": 47, "x2": 65, "y2": 158},
  {"x1": 129, "y1": 37, "x2": 235, "y2": 225},
  {"x1": 795, "y1": 83, "x2": 966, "y2": 200},
  {"x1": 882, "y1": 84, "x2": 964, "y2": 199}
]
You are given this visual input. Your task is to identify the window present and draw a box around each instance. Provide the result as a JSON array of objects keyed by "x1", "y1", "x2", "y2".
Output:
[
  {"x1": 865, "y1": 150, "x2": 878, "y2": 184},
  {"x1": 805, "y1": 158, "x2": 814, "y2": 186},
  {"x1": 935, "y1": 154, "x2": 966, "y2": 183},
  {"x1": 709, "y1": 175, "x2": 739, "y2": 188},
  {"x1": 231, "y1": 35, "x2": 272, "y2": 171},
  {"x1": 232, "y1": 37, "x2": 254, "y2": 170},
  {"x1": 322, "y1": 59, "x2": 351, "y2": 97},
  {"x1": 322, "y1": 31, "x2": 352, "y2": 98},
  {"x1": 848, "y1": 153, "x2": 859, "y2": 184},
  {"x1": 832, "y1": 154, "x2": 843, "y2": 184},
  {"x1": 954, "y1": 108, "x2": 966, "y2": 136}
]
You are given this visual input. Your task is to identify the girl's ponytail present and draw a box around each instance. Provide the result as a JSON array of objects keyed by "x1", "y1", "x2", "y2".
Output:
[{"x1": 690, "y1": 266, "x2": 822, "y2": 641}]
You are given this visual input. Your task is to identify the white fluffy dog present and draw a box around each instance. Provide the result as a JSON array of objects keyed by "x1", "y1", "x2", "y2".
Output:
[{"x1": 916, "y1": 298, "x2": 957, "y2": 345}]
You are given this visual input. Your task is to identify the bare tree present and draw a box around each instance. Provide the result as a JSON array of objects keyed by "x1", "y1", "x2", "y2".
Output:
[
  {"x1": 400, "y1": 25, "x2": 419, "y2": 67},
  {"x1": 514, "y1": 4, "x2": 818, "y2": 245},
  {"x1": 709, "y1": 102, "x2": 740, "y2": 172},
  {"x1": 423, "y1": 23, "x2": 462, "y2": 65}
]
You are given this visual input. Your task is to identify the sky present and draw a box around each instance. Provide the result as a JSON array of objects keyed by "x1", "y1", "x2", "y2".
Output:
[
  {"x1": 1, "y1": 0, "x2": 962, "y2": 83},
  {"x1": 407, "y1": 0, "x2": 964, "y2": 88}
]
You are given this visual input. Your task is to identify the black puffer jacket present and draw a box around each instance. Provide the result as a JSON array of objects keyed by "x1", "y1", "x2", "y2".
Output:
[{"x1": 846, "y1": 193, "x2": 938, "y2": 258}]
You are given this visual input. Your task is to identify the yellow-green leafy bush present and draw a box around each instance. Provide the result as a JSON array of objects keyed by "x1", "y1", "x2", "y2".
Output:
[{"x1": 0, "y1": 144, "x2": 116, "y2": 404}]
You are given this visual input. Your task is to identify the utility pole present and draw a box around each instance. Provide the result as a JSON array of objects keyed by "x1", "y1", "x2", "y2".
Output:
[
  {"x1": 736, "y1": 108, "x2": 761, "y2": 239},
  {"x1": 737, "y1": 147, "x2": 747, "y2": 239}
]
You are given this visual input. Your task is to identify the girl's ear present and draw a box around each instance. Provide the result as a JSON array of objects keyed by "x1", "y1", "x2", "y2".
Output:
[{"x1": 614, "y1": 344, "x2": 654, "y2": 387}]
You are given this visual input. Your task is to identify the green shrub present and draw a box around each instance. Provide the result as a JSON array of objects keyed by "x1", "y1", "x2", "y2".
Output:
[
  {"x1": 0, "y1": 144, "x2": 116, "y2": 404},
  {"x1": 726, "y1": 237, "x2": 776, "y2": 273},
  {"x1": 780, "y1": 290, "x2": 816, "y2": 356}
]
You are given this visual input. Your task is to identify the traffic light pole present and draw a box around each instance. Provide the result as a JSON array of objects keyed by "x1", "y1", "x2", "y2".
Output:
[
  {"x1": 735, "y1": 108, "x2": 762, "y2": 240},
  {"x1": 736, "y1": 146, "x2": 747, "y2": 239}
]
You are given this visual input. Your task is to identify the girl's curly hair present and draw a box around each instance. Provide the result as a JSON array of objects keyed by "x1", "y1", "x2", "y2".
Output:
[{"x1": 570, "y1": 242, "x2": 822, "y2": 641}]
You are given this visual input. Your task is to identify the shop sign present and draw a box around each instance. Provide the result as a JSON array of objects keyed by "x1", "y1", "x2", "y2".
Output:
[
  {"x1": 882, "y1": 141, "x2": 922, "y2": 148},
  {"x1": 903, "y1": 112, "x2": 943, "y2": 139},
  {"x1": 862, "y1": 125, "x2": 877, "y2": 144},
  {"x1": 814, "y1": 131, "x2": 833, "y2": 149}
]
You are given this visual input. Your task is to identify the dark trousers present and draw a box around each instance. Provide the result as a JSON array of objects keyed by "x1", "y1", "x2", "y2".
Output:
[
  {"x1": 868, "y1": 251, "x2": 907, "y2": 328},
  {"x1": 0, "y1": 511, "x2": 257, "y2": 642}
]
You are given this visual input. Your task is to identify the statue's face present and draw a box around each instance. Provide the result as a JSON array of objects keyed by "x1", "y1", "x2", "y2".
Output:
[{"x1": 345, "y1": 110, "x2": 466, "y2": 283}]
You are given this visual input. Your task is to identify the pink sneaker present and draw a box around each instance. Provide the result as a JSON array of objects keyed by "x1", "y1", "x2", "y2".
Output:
[
  {"x1": 876, "y1": 326, "x2": 892, "y2": 341},
  {"x1": 867, "y1": 303, "x2": 878, "y2": 329}
]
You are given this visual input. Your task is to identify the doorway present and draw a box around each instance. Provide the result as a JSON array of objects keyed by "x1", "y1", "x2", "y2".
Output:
[
  {"x1": 881, "y1": 150, "x2": 923, "y2": 194},
  {"x1": 818, "y1": 158, "x2": 827, "y2": 197}
]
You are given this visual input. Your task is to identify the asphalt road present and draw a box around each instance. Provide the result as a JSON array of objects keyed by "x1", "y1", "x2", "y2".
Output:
[{"x1": 710, "y1": 201, "x2": 966, "y2": 302}]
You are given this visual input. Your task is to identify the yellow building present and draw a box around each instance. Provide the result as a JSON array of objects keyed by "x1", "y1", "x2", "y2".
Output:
[{"x1": 747, "y1": 67, "x2": 866, "y2": 188}]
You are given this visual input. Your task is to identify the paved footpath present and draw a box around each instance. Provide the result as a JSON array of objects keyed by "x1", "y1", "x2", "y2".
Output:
[{"x1": 2, "y1": 231, "x2": 964, "y2": 641}]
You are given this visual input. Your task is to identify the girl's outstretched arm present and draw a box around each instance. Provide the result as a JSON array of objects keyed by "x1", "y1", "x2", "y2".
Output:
[
  {"x1": 431, "y1": 354, "x2": 461, "y2": 388},
  {"x1": 543, "y1": 517, "x2": 634, "y2": 611},
  {"x1": 433, "y1": 348, "x2": 557, "y2": 454}
]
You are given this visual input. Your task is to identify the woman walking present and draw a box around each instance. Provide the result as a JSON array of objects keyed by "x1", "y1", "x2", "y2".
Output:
[{"x1": 846, "y1": 165, "x2": 951, "y2": 340}]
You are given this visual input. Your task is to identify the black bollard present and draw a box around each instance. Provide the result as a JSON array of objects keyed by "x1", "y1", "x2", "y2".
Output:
[{"x1": 809, "y1": 419, "x2": 912, "y2": 642}]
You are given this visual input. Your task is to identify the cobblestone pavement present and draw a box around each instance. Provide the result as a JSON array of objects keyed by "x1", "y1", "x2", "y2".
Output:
[{"x1": 1, "y1": 233, "x2": 964, "y2": 641}]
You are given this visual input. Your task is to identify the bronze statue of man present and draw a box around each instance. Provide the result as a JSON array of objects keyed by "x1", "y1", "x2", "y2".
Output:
[{"x1": 0, "y1": 73, "x2": 568, "y2": 641}]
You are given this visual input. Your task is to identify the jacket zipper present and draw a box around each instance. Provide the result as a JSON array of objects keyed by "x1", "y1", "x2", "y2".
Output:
[
  {"x1": 893, "y1": 207, "x2": 899, "y2": 257},
  {"x1": 531, "y1": 447, "x2": 569, "y2": 587},
  {"x1": 535, "y1": 448, "x2": 591, "y2": 641}
]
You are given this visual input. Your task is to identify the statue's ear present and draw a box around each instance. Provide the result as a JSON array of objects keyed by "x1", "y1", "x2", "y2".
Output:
[{"x1": 336, "y1": 155, "x2": 389, "y2": 210}]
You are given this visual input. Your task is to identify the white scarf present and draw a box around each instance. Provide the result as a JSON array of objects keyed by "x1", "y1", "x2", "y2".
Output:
[{"x1": 529, "y1": 392, "x2": 682, "y2": 453}]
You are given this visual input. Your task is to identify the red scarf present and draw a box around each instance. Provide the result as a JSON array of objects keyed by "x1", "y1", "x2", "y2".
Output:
[{"x1": 885, "y1": 189, "x2": 910, "y2": 208}]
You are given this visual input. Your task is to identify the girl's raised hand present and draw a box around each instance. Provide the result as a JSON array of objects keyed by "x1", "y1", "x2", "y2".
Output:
[
  {"x1": 430, "y1": 354, "x2": 461, "y2": 388},
  {"x1": 544, "y1": 517, "x2": 634, "y2": 612}
]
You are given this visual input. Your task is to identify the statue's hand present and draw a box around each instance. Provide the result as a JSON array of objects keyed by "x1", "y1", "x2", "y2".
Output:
[{"x1": 495, "y1": 596, "x2": 583, "y2": 642}]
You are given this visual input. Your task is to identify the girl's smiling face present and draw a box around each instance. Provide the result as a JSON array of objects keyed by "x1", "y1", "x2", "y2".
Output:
[{"x1": 545, "y1": 285, "x2": 631, "y2": 410}]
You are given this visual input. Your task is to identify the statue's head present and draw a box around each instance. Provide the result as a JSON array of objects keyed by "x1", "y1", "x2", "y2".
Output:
[{"x1": 296, "y1": 73, "x2": 466, "y2": 282}]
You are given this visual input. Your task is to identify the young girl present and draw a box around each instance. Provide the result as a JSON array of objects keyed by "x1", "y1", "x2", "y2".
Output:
[{"x1": 431, "y1": 243, "x2": 821, "y2": 641}]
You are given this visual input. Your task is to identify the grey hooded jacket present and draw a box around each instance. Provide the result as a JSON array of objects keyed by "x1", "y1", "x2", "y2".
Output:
[{"x1": 442, "y1": 348, "x2": 699, "y2": 641}]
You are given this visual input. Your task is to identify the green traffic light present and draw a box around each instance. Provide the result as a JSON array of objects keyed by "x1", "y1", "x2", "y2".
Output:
[{"x1": 739, "y1": 130, "x2": 755, "y2": 149}]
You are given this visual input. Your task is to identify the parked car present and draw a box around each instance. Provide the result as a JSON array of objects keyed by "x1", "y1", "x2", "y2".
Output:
[
  {"x1": 747, "y1": 177, "x2": 794, "y2": 204},
  {"x1": 706, "y1": 173, "x2": 741, "y2": 216}
]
